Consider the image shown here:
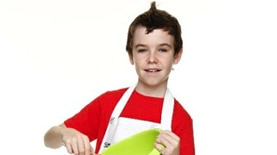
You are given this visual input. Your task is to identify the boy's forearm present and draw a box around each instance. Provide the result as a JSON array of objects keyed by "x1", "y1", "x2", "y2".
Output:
[{"x1": 44, "y1": 125, "x2": 64, "y2": 149}]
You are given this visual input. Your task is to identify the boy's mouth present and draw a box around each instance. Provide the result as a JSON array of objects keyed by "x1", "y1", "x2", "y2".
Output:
[{"x1": 144, "y1": 69, "x2": 161, "y2": 72}]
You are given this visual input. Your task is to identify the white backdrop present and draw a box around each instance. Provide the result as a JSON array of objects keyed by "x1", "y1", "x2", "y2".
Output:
[{"x1": 0, "y1": 0, "x2": 276, "y2": 154}]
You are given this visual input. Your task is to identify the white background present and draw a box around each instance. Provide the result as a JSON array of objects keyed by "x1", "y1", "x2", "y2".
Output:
[{"x1": 0, "y1": 0, "x2": 276, "y2": 154}]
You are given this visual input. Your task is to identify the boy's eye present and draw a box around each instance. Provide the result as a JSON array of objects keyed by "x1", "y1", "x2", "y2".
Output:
[
  {"x1": 159, "y1": 48, "x2": 168, "y2": 52},
  {"x1": 138, "y1": 49, "x2": 147, "y2": 53}
]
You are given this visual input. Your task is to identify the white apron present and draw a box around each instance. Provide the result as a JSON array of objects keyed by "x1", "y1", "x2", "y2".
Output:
[{"x1": 99, "y1": 85, "x2": 175, "y2": 153}]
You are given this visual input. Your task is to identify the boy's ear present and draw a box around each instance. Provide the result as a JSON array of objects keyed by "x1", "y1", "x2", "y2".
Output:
[{"x1": 173, "y1": 48, "x2": 183, "y2": 64}]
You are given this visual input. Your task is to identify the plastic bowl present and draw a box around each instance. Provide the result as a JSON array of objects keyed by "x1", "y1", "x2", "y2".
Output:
[{"x1": 101, "y1": 128, "x2": 161, "y2": 155}]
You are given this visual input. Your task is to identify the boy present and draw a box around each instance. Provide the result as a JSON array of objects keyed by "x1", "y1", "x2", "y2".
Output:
[{"x1": 44, "y1": 1, "x2": 195, "y2": 155}]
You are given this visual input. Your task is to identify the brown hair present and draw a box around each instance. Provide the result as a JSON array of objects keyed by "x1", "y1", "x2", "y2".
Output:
[{"x1": 126, "y1": 1, "x2": 183, "y2": 56}]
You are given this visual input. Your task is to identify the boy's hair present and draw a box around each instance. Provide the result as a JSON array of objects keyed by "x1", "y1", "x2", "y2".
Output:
[{"x1": 126, "y1": 1, "x2": 183, "y2": 56}]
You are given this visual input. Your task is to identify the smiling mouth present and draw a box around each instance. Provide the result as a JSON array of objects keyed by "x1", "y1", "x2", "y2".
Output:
[{"x1": 145, "y1": 69, "x2": 161, "y2": 72}]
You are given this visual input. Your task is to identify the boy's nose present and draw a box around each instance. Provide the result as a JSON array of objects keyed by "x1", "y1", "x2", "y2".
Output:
[{"x1": 148, "y1": 51, "x2": 157, "y2": 63}]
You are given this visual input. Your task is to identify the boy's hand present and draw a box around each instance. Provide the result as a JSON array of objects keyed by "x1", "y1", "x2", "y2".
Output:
[
  {"x1": 154, "y1": 130, "x2": 180, "y2": 155},
  {"x1": 61, "y1": 128, "x2": 95, "y2": 155}
]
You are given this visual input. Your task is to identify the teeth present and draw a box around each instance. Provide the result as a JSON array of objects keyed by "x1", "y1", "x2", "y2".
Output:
[{"x1": 146, "y1": 69, "x2": 159, "y2": 72}]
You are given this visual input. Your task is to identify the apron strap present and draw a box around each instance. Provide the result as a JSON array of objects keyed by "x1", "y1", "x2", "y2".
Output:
[
  {"x1": 99, "y1": 85, "x2": 136, "y2": 150},
  {"x1": 160, "y1": 89, "x2": 174, "y2": 130}
]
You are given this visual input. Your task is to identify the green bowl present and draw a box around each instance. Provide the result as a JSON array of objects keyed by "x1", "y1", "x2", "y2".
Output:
[{"x1": 101, "y1": 128, "x2": 161, "y2": 155}]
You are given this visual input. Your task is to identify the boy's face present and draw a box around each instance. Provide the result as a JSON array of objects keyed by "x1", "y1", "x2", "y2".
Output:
[{"x1": 129, "y1": 26, "x2": 182, "y2": 89}]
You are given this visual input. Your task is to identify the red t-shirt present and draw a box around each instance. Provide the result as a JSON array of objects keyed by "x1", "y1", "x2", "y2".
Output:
[{"x1": 64, "y1": 88, "x2": 195, "y2": 155}]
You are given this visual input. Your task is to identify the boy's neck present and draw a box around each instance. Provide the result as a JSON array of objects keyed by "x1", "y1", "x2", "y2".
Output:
[{"x1": 135, "y1": 82, "x2": 168, "y2": 98}]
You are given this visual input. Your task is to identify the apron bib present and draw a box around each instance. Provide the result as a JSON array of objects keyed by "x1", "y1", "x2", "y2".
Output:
[{"x1": 99, "y1": 85, "x2": 175, "y2": 152}]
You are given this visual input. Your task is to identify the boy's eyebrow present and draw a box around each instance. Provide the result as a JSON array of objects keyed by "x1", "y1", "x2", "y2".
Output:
[
  {"x1": 134, "y1": 44, "x2": 147, "y2": 48},
  {"x1": 134, "y1": 43, "x2": 173, "y2": 48},
  {"x1": 159, "y1": 43, "x2": 173, "y2": 48}
]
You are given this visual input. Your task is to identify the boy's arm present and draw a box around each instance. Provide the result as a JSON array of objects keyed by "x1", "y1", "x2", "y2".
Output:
[
  {"x1": 44, "y1": 124, "x2": 65, "y2": 148},
  {"x1": 44, "y1": 124, "x2": 94, "y2": 154}
]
